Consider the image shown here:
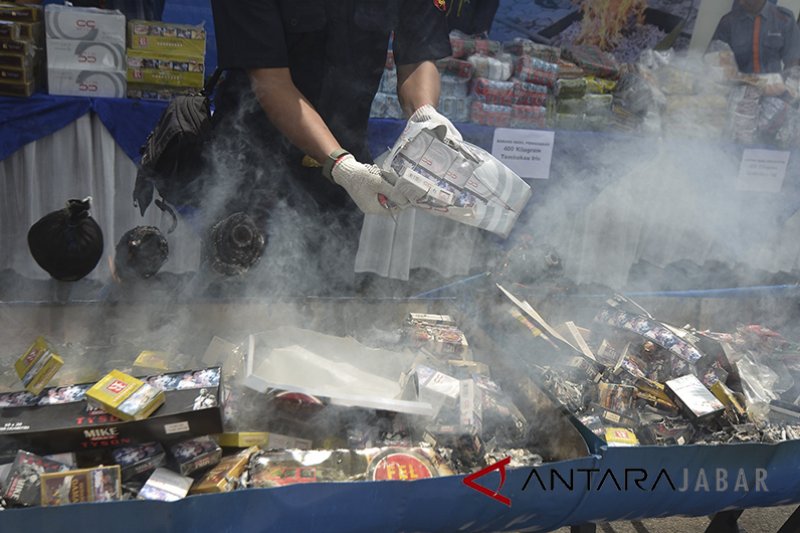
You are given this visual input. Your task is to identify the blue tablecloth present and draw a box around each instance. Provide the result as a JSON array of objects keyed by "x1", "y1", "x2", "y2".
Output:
[{"x1": 0, "y1": 93, "x2": 168, "y2": 163}]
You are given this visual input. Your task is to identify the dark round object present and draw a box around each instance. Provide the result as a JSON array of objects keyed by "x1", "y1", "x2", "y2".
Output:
[
  {"x1": 207, "y1": 212, "x2": 266, "y2": 276},
  {"x1": 27, "y1": 198, "x2": 104, "y2": 282},
  {"x1": 114, "y1": 226, "x2": 169, "y2": 280}
]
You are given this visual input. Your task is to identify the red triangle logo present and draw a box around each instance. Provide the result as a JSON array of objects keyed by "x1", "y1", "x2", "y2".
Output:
[{"x1": 463, "y1": 456, "x2": 512, "y2": 507}]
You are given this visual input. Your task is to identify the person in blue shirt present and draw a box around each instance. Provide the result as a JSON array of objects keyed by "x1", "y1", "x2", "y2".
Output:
[{"x1": 710, "y1": 0, "x2": 800, "y2": 74}]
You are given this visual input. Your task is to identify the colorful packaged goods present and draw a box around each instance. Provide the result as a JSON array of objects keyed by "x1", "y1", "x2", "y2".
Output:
[
  {"x1": 86, "y1": 369, "x2": 166, "y2": 421},
  {"x1": 514, "y1": 56, "x2": 558, "y2": 88},
  {"x1": 15, "y1": 336, "x2": 63, "y2": 395},
  {"x1": 40, "y1": 465, "x2": 121, "y2": 506}
]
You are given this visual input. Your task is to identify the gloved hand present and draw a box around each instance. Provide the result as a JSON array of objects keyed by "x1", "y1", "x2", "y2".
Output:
[
  {"x1": 408, "y1": 104, "x2": 463, "y2": 142},
  {"x1": 331, "y1": 154, "x2": 408, "y2": 215}
]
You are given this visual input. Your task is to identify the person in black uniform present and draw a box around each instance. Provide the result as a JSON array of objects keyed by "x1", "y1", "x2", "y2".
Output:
[
  {"x1": 206, "y1": 0, "x2": 458, "y2": 289},
  {"x1": 710, "y1": 0, "x2": 800, "y2": 74}
]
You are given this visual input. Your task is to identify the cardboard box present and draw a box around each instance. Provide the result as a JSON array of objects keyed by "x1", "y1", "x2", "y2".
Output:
[
  {"x1": 3, "y1": 450, "x2": 69, "y2": 507},
  {"x1": 169, "y1": 435, "x2": 222, "y2": 476},
  {"x1": 126, "y1": 49, "x2": 204, "y2": 88},
  {"x1": 15, "y1": 337, "x2": 63, "y2": 395},
  {"x1": 44, "y1": 4, "x2": 125, "y2": 45},
  {"x1": 128, "y1": 19, "x2": 205, "y2": 57},
  {"x1": 86, "y1": 370, "x2": 165, "y2": 422},
  {"x1": 0, "y1": 65, "x2": 33, "y2": 83},
  {"x1": 47, "y1": 68, "x2": 126, "y2": 97},
  {"x1": 0, "y1": 367, "x2": 224, "y2": 458},
  {"x1": 111, "y1": 442, "x2": 166, "y2": 481},
  {"x1": 0, "y1": 38, "x2": 34, "y2": 55},
  {"x1": 192, "y1": 447, "x2": 257, "y2": 494},
  {"x1": 216, "y1": 431, "x2": 312, "y2": 450},
  {"x1": 40, "y1": 465, "x2": 121, "y2": 506},
  {"x1": 46, "y1": 39, "x2": 125, "y2": 71},
  {"x1": 665, "y1": 374, "x2": 725, "y2": 422}
]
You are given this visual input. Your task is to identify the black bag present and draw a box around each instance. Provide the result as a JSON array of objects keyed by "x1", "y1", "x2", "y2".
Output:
[
  {"x1": 28, "y1": 197, "x2": 104, "y2": 282},
  {"x1": 133, "y1": 69, "x2": 222, "y2": 216}
]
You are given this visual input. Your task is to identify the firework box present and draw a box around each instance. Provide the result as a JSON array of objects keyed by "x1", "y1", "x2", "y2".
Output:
[
  {"x1": 127, "y1": 19, "x2": 206, "y2": 58},
  {"x1": 665, "y1": 374, "x2": 725, "y2": 422},
  {"x1": 111, "y1": 442, "x2": 166, "y2": 481},
  {"x1": 47, "y1": 68, "x2": 126, "y2": 97},
  {"x1": 86, "y1": 369, "x2": 165, "y2": 422},
  {"x1": 169, "y1": 435, "x2": 222, "y2": 476},
  {"x1": 44, "y1": 4, "x2": 125, "y2": 46},
  {"x1": 138, "y1": 467, "x2": 193, "y2": 502},
  {"x1": 15, "y1": 337, "x2": 63, "y2": 396},
  {"x1": 40, "y1": 465, "x2": 121, "y2": 506},
  {"x1": 3, "y1": 450, "x2": 69, "y2": 506},
  {"x1": 0, "y1": 20, "x2": 41, "y2": 42},
  {"x1": 46, "y1": 39, "x2": 125, "y2": 71},
  {"x1": 126, "y1": 48, "x2": 204, "y2": 89},
  {"x1": 0, "y1": 367, "x2": 224, "y2": 458},
  {"x1": 132, "y1": 351, "x2": 170, "y2": 373}
]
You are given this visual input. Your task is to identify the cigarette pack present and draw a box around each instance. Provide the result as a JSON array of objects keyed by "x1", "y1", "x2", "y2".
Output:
[
  {"x1": 169, "y1": 435, "x2": 222, "y2": 476},
  {"x1": 86, "y1": 369, "x2": 165, "y2": 422},
  {"x1": 46, "y1": 39, "x2": 125, "y2": 71},
  {"x1": 604, "y1": 427, "x2": 640, "y2": 447},
  {"x1": 127, "y1": 20, "x2": 206, "y2": 57},
  {"x1": 40, "y1": 465, "x2": 121, "y2": 506},
  {"x1": 15, "y1": 337, "x2": 63, "y2": 395},
  {"x1": 395, "y1": 166, "x2": 455, "y2": 207},
  {"x1": 0, "y1": 367, "x2": 224, "y2": 457},
  {"x1": 3, "y1": 450, "x2": 69, "y2": 507},
  {"x1": 44, "y1": 5, "x2": 125, "y2": 45},
  {"x1": 191, "y1": 446, "x2": 257, "y2": 494},
  {"x1": 47, "y1": 68, "x2": 126, "y2": 98},
  {"x1": 0, "y1": 2, "x2": 42, "y2": 23},
  {"x1": 665, "y1": 374, "x2": 725, "y2": 422},
  {"x1": 111, "y1": 441, "x2": 166, "y2": 481},
  {"x1": 138, "y1": 467, "x2": 193, "y2": 502},
  {"x1": 216, "y1": 432, "x2": 312, "y2": 450},
  {"x1": 709, "y1": 381, "x2": 746, "y2": 417}
]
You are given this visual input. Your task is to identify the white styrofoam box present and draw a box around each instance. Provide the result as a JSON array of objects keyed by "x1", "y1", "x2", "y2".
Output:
[
  {"x1": 47, "y1": 68, "x2": 126, "y2": 98},
  {"x1": 44, "y1": 4, "x2": 125, "y2": 45},
  {"x1": 46, "y1": 39, "x2": 125, "y2": 71}
]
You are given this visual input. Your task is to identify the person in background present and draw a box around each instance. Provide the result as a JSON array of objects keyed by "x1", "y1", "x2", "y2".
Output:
[
  {"x1": 205, "y1": 1, "x2": 460, "y2": 288},
  {"x1": 710, "y1": 0, "x2": 800, "y2": 74}
]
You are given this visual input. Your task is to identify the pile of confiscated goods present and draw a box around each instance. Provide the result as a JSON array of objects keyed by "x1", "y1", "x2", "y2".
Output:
[
  {"x1": 0, "y1": 312, "x2": 544, "y2": 508},
  {"x1": 493, "y1": 284, "x2": 800, "y2": 447}
]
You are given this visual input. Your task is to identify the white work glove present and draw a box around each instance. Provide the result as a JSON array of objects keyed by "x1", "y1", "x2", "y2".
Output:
[
  {"x1": 408, "y1": 104, "x2": 463, "y2": 142},
  {"x1": 331, "y1": 154, "x2": 408, "y2": 215}
]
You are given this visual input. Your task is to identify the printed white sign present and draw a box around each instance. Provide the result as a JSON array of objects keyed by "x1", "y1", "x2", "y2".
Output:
[
  {"x1": 491, "y1": 128, "x2": 555, "y2": 179},
  {"x1": 736, "y1": 149, "x2": 790, "y2": 193}
]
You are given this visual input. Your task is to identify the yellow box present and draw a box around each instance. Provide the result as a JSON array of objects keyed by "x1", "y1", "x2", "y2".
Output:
[
  {"x1": 0, "y1": 79, "x2": 34, "y2": 97},
  {"x1": 604, "y1": 427, "x2": 639, "y2": 447},
  {"x1": 128, "y1": 19, "x2": 205, "y2": 57},
  {"x1": 86, "y1": 369, "x2": 165, "y2": 421},
  {"x1": 215, "y1": 432, "x2": 312, "y2": 449},
  {"x1": 126, "y1": 49, "x2": 204, "y2": 89},
  {"x1": 15, "y1": 337, "x2": 63, "y2": 395},
  {"x1": 192, "y1": 447, "x2": 258, "y2": 494},
  {"x1": 133, "y1": 350, "x2": 170, "y2": 373},
  {"x1": 0, "y1": 2, "x2": 42, "y2": 23}
]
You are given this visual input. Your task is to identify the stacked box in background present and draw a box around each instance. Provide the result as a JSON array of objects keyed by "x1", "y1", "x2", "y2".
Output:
[
  {"x1": 45, "y1": 4, "x2": 126, "y2": 98},
  {"x1": 0, "y1": 2, "x2": 44, "y2": 97},
  {"x1": 126, "y1": 20, "x2": 206, "y2": 100}
]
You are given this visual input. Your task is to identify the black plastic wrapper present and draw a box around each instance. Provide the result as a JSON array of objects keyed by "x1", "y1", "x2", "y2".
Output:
[
  {"x1": 27, "y1": 197, "x2": 103, "y2": 281},
  {"x1": 206, "y1": 212, "x2": 266, "y2": 276},
  {"x1": 114, "y1": 226, "x2": 169, "y2": 280}
]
